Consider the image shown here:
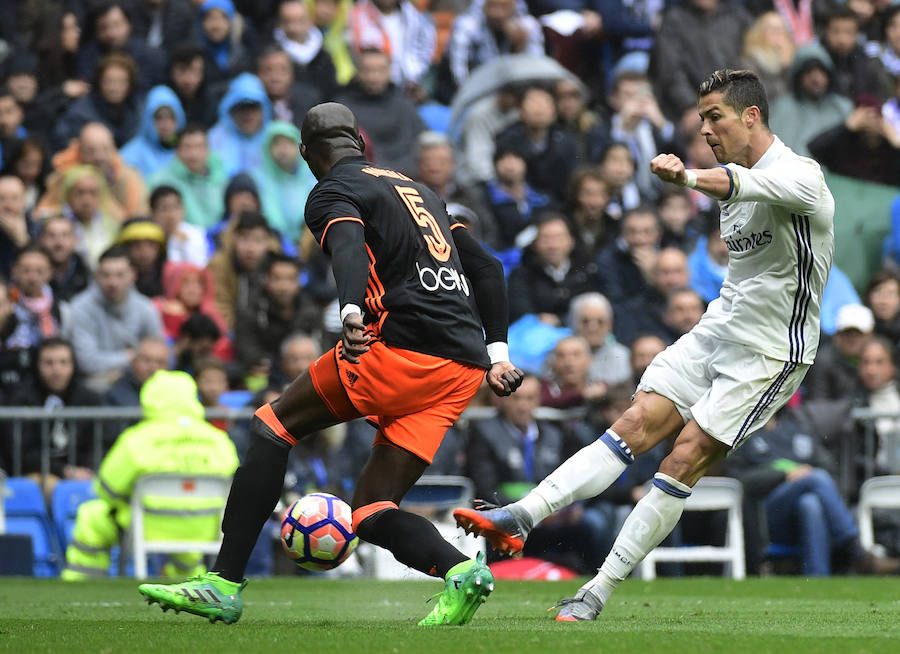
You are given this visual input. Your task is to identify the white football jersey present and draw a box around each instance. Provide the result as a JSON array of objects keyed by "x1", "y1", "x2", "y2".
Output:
[{"x1": 692, "y1": 136, "x2": 835, "y2": 365}]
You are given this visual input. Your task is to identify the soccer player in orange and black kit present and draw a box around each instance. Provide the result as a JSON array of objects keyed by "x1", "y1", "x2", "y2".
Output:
[{"x1": 139, "y1": 102, "x2": 524, "y2": 626}]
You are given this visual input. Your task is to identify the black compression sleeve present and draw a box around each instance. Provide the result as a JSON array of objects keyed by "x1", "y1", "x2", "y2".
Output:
[
  {"x1": 451, "y1": 226, "x2": 508, "y2": 345},
  {"x1": 324, "y1": 220, "x2": 368, "y2": 312}
]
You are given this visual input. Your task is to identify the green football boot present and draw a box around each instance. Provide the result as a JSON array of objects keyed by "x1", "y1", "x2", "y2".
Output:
[
  {"x1": 418, "y1": 552, "x2": 494, "y2": 626},
  {"x1": 139, "y1": 572, "x2": 247, "y2": 624}
]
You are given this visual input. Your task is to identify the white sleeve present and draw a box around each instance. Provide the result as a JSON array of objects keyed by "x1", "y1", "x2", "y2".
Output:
[{"x1": 723, "y1": 158, "x2": 823, "y2": 214}]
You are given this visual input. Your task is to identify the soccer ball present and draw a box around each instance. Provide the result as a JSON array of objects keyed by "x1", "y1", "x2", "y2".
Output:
[{"x1": 280, "y1": 493, "x2": 359, "y2": 571}]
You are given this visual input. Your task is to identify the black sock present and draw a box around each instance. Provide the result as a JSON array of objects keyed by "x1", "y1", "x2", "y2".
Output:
[
  {"x1": 212, "y1": 417, "x2": 290, "y2": 583},
  {"x1": 357, "y1": 508, "x2": 469, "y2": 578}
]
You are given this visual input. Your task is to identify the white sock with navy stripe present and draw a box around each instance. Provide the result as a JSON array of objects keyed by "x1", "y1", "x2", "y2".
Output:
[
  {"x1": 511, "y1": 430, "x2": 634, "y2": 526},
  {"x1": 578, "y1": 472, "x2": 692, "y2": 609}
]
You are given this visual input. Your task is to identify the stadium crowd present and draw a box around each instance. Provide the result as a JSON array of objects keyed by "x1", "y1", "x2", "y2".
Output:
[{"x1": 3, "y1": 0, "x2": 900, "y2": 578}]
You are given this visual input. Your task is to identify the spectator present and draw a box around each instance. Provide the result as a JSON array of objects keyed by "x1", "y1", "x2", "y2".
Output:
[
  {"x1": 606, "y1": 71, "x2": 681, "y2": 202},
  {"x1": 808, "y1": 97, "x2": 900, "y2": 185},
  {"x1": 615, "y1": 247, "x2": 692, "y2": 346},
  {"x1": 541, "y1": 335, "x2": 608, "y2": 409},
  {"x1": 103, "y1": 336, "x2": 172, "y2": 408},
  {"x1": 37, "y1": 215, "x2": 91, "y2": 303},
  {"x1": 336, "y1": 49, "x2": 426, "y2": 177},
  {"x1": 569, "y1": 292, "x2": 631, "y2": 387},
  {"x1": 651, "y1": 0, "x2": 752, "y2": 132},
  {"x1": 121, "y1": 85, "x2": 187, "y2": 178},
  {"x1": 857, "y1": 335, "x2": 900, "y2": 473},
  {"x1": 494, "y1": 85, "x2": 578, "y2": 202},
  {"x1": 273, "y1": 331, "x2": 322, "y2": 385},
  {"x1": 483, "y1": 147, "x2": 549, "y2": 250},
  {"x1": 76, "y1": 0, "x2": 165, "y2": 93},
  {"x1": 628, "y1": 332, "x2": 666, "y2": 387},
  {"x1": 197, "y1": 0, "x2": 254, "y2": 91},
  {"x1": 1, "y1": 138, "x2": 50, "y2": 213},
  {"x1": 447, "y1": 0, "x2": 544, "y2": 89},
  {"x1": 598, "y1": 141, "x2": 641, "y2": 221},
  {"x1": 0, "y1": 175, "x2": 33, "y2": 279},
  {"x1": 148, "y1": 125, "x2": 228, "y2": 229},
  {"x1": 309, "y1": 0, "x2": 356, "y2": 86},
  {"x1": 805, "y1": 303, "x2": 874, "y2": 401},
  {"x1": 68, "y1": 245, "x2": 164, "y2": 392},
  {"x1": 57, "y1": 52, "x2": 144, "y2": 150},
  {"x1": 5, "y1": 247, "x2": 63, "y2": 350},
  {"x1": 257, "y1": 45, "x2": 321, "y2": 128},
  {"x1": 234, "y1": 253, "x2": 321, "y2": 376},
  {"x1": 466, "y1": 373, "x2": 612, "y2": 574},
  {"x1": 207, "y1": 173, "x2": 270, "y2": 249},
  {"x1": 347, "y1": 0, "x2": 435, "y2": 95},
  {"x1": 725, "y1": 407, "x2": 898, "y2": 576},
  {"x1": 657, "y1": 186, "x2": 701, "y2": 253},
  {"x1": 117, "y1": 218, "x2": 168, "y2": 298},
  {"x1": 274, "y1": 0, "x2": 339, "y2": 101},
  {"x1": 174, "y1": 312, "x2": 223, "y2": 373},
  {"x1": 39, "y1": 122, "x2": 147, "y2": 221},
  {"x1": 554, "y1": 78, "x2": 606, "y2": 165},
  {"x1": 0, "y1": 90, "x2": 26, "y2": 170},
  {"x1": 207, "y1": 210, "x2": 274, "y2": 328},
  {"x1": 3, "y1": 54, "x2": 45, "y2": 138},
  {"x1": 454, "y1": 82, "x2": 521, "y2": 187},
  {"x1": 821, "y1": 5, "x2": 888, "y2": 104},
  {"x1": 876, "y1": 5, "x2": 900, "y2": 78},
  {"x1": 195, "y1": 357, "x2": 231, "y2": 429},
  {"x1": 0, "y1": 278, "x2": 30, "y2": 396},
  {"x1": 33, "y1": 9, "x2": 87, "y2": 105},
  {"x1": 770, "y1": 44, "x2": 853, "y2": 158},
  {"x1": 507, "y1": 212, "x2": 600, "y2": 325},
  {"x1": 661, "y1": 288, "x2": 706, "y2": 343},
  {"x1": 866, "y1": 269, "x2": 900, "y2": 347},
  {"x1": 154, "y1": 261, "x2": 231, "y2": 357},
  {"x1": 595, "y1": 204, "x2": 661, "y2": 308},
  {"x1": 149, "y1": 185, "x2": 210, "y2": 267},
  {"x1": 59, "y1": 165, "x2": 122, "y2": 267},
  {"x1": 128, "y1": 0, "x2": 197, "y2": 52},
  {"x1": 737, "y1": 11, "x2": 795, "y2": 102},
  {"x1": 251, "y1": 121, "x2": 317, "y2": 242},
  {"x1": 61, "y1": 370, "x2": 238, "y2": 580},
  {"x1": 167, "y1": 44, "x2": 218, "y2": 128},
  {"x1": 414, "y1": 131, "x2": 492, "y2": 245},
  {"x1": 566, "y1": 165, "x2": 615, "y2": 257},
  {"x1": 208, "y1": 73, "x2": 272, "y2": 177},
  {"x1": 688, "y1": 225, "x2": 729, "y2": 303},
  {"x1": 0, "y1": 337, "x2": 101, "y2": 494},
  {"x1": 743, "y1": 0, "x2": 826, "y2": 47}
]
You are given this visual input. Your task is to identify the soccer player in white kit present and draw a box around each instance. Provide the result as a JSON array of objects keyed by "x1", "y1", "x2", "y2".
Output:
[{"x1": 454, "y1": 69, "x2": 836, "y2": 620}]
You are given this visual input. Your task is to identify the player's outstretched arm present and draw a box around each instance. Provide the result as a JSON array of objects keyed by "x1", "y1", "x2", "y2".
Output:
[
  {"x1": 650, "y1": 153, "x2": 732, "y2": 199},
  {"x1": 450, "y1": 224, "x2": 523, "y2": 396}
]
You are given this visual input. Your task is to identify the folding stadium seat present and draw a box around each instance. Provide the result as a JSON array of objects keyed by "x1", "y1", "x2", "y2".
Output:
[
  {"x1": 857, "y1": 475, "x2": 900, "y2": 552},
  {"x1": 3, "y1": 477, "x2": 62, "y2": 577},
  {"x1": 51, "y1": 479, "x2": 97, "y2": 552},
  {"x1": 639, "y1": 477, "x2": 746, "y2": 580}
]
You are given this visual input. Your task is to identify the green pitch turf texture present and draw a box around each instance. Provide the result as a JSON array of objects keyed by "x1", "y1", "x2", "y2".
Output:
[{"x1": 2, "y1": 576, "x2": 899, "y2": 653}]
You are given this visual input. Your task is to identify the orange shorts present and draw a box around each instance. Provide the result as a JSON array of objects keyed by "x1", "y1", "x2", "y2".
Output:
[{"x1": 308, "y1": 340, "x2": 485, "y2": 463}]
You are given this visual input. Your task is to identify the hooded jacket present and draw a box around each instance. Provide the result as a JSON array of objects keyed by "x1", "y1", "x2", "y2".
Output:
[
  {"x1": 769, "y1": 44, "x2": 853, "y2": 157},
  {"x1": 250, "y1": 121, "x2": 317, "y2": 241},
  {"x1": 148, "y1": 151, "x2": 228, "y2": 229},
  {"x1": 208, "y1": 73, "x2": 272, "y2": 177},
  {"x1": 121, "y1": 86, "x2": 187, "y2": 178}
]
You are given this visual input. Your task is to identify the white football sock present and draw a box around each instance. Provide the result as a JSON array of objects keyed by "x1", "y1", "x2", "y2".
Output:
[
  {"x1": 580, "y1": 472, "x2": 692, "y2": 608},
  {"x1": 512, "y1": 430, "x2": 634, "y2": 526}
]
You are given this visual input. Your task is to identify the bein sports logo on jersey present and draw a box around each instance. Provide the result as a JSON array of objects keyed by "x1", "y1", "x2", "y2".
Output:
[{"x1": 416, "y1": 261, "x2": 470, "y2": 295}]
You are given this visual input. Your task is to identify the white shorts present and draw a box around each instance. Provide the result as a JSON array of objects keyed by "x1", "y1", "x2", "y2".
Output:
[{"x1": 636, "y1": 330, "x2": 809, "y2": 448}]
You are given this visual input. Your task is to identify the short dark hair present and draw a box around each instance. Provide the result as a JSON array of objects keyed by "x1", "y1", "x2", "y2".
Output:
[
  {"x1": 13, "y1": 244, "x2": 51, "y2": 266},
  {"x1": 149, "y1": 185, "x2": 182, "y2": 210},
  {"x1": 257, "y1": 44, "x2": 292, "y2": 68},
  {"x1": 180, "y1": 313, "x2": 221, "y2": 341},
  {"x1": 264, "y1": 252, "x2": 300, "y2": 274},
  {"x1": 827, "y1": 5, "x2": 860, "y2": 27},
  {"x1": 95, "y1": 52, "x2": 137, "y2": 94},
  {"x1": 234, "y1": 210, "x2": 270, "y2": 234},
  {"x1": 0, "y1": 89, "x2": 21, "y2": 109},
  {"x1": 194, "y1": 356, "x2": 227, "y2": 377},
  {"x1": 169, "y1": 43, "x2": 205, "y2": 70},
  {"x1": 37, "y1": 336, "x2": 74, "y2": 359},
  {"x1": 98, "y1": 244, "x2": 132, "y2": 265},
  {"x1": 698, "y1": 69, "x2": 769, "y2": 127},
  {"x1": 866, "y1": 268, "x2": 900, "y2": 300},
  {"x1": 177, "y1": 123, "x2": 207, "y2": 143}
]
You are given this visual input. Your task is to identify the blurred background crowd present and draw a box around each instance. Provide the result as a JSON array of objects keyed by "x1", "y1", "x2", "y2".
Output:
[{"x1": 4, "y1": 0, "x2": 900, "y2": 578}]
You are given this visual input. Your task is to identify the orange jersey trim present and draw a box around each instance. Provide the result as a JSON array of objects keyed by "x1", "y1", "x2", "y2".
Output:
[
  {"x1": 364, "y1": 243, "x2": 387, "y2": 314},
  {"x1": 449, "y1": 222, "x2": 466, "y2": 230},
  {"x1": 319, "y1": 216, "x2": 364, "y2": 248}
]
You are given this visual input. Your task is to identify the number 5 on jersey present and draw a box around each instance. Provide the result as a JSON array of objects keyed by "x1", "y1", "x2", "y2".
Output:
[{"x1": 395, "y1": 186, "x2": 452, "y2": 262}]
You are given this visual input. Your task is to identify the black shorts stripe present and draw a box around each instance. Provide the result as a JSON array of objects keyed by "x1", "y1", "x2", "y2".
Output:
[{"x1": 732, "y1": 361, "x2": 797, "y2": 447}]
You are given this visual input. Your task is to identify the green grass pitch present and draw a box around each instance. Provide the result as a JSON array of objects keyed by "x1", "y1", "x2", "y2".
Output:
[{"x1": 1, "y1": 576, "x2": 899, "y2": 653}]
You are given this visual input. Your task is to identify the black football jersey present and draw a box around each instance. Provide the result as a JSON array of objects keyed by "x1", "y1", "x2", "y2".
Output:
[{"x1": 305, "y1": 157, "x2": 490, "y2": 369}]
